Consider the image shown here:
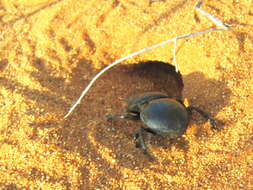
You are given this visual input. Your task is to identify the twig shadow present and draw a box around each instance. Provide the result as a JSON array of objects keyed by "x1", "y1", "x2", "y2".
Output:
[{"x1": 1, "y1": 0, "x2": 64, "y2": 27}]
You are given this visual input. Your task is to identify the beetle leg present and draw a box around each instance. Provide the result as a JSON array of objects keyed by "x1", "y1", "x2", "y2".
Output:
[
  {"x1": 187, "y1": 106, "x2": 218, "y2": 130},
  {"x1": 134, "y1": 127, "x2": 156, "y2": 142},
  {"x1": 143, "y1": 127, "x2": 157, "y2": 135},
  {"x1": 106, "y1": 113, "x2": 139, "y2": 121},
  {"x1": 134, "y1": 126, "x2": 156, "y2": 158},
  {"x1": 135, "y1": 127, "x2": 148, "y2": 153}
]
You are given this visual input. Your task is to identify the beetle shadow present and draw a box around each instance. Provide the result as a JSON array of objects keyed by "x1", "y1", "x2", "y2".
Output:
[
  {"x1": 183, "y1": 72, "x2": 231, "y2": 116},
  {"x1": 183, "y1": 72, "x2": 232, "y2": 137}
]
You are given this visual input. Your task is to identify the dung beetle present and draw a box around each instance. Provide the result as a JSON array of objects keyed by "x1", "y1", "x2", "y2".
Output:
[{"x1": 107, "y1": 92, "x2": 217, "y2": 156}]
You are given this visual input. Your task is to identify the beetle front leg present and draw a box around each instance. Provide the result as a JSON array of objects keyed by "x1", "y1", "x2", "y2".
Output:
[
  {"x1": 135, "y1": 127, "x2": 148, "y2": 153},
  {"x1": 134, "y1": 126, "x2": 155, "y2": 160},
  {"x1": 187, "y1": 106, "x2": 218, "y2": 130},
  {"x1": 106, "y1": 113, "x2": 140, "y2": 121}
]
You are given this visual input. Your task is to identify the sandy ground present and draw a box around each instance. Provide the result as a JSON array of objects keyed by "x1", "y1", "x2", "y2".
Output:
[{"x1": 0, "y1": 0, "x2": 253, "y2": 189}]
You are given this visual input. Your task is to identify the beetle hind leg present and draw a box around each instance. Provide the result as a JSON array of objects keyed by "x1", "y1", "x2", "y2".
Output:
[{"x1": 187, "y1": 106, "x2": 218, "y2": 130}]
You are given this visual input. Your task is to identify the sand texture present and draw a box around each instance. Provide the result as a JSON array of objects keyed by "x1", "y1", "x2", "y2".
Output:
[{"x1": 0, "y1": 0, "x2": 252, "y2": 189}]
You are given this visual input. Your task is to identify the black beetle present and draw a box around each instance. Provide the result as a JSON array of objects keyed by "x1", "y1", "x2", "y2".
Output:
[{"x1": 107, "y1": 92, "x2": 217, "y2": 156}]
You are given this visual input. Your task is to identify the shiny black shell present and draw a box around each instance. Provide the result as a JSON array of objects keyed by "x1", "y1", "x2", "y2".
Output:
[{"x1": 140, "y1": 98, "x2": 189, "y2": 139}]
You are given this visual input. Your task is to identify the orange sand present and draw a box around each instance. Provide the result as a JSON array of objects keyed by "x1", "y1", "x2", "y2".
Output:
[{"x1": 0, "y1": 0, "x2": 252, "y2": 189}]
